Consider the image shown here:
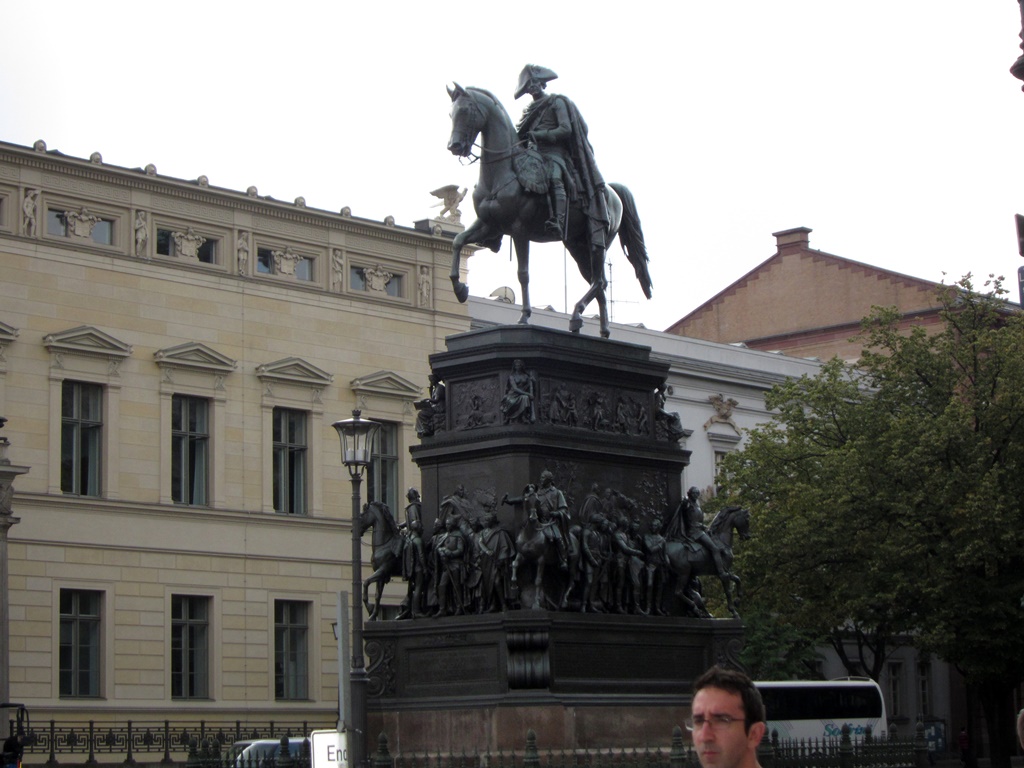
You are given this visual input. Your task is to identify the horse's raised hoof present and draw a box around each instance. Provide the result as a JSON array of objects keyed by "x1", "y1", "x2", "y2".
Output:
[
  {"x1": 568, "y1": 316, "x2": 583, "y2": 334},
  {"x1": 451, "y1": 280, "x2": 469, "y2": 303}
]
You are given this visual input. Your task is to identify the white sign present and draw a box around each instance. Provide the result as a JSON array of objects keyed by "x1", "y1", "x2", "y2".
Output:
[{"x1": 311, "y1": 730, "x2": 349, "y2": 768}]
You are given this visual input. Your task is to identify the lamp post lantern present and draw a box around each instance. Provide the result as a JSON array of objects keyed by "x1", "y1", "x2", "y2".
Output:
[{"x1": 332, "y1": 409, "x2": 381, "y2": 768}]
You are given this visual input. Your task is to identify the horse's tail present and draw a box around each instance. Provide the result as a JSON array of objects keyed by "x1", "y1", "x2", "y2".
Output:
[{"x1": 609, "y1": 182, "x2": 652, "y2": 299}]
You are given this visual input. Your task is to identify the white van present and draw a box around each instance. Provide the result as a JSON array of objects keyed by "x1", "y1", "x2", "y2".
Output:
[{"x1": 756, "y1": 679, "x2": 888, "y2": 742}]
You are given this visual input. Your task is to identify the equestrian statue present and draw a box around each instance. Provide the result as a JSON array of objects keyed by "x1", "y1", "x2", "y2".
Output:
[{"x1": 447, "y1": 65, "x2": 652, "y2": 338}]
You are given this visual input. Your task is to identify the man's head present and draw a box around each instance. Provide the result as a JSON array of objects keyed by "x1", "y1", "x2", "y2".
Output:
[
  {"x1": 690, "y1": 666, "x2": 766, "y2": 768},
  {"x1": 407, "y1": 487, "x2": 420, "y2": 502},
  {"x1": 540, "y1": 470, "x2": 554, "y2": 487},
  {"x1": 514, "y1": 64, "x2": 558, "y2": 99},
  {"x1": 689, "y1": 486, "x2": 702, "y2": 500}
]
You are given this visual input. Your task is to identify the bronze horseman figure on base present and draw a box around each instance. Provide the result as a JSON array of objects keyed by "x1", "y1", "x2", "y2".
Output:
[{"x1": 446, "y1": 65, "x2": 653, "y2": 338}]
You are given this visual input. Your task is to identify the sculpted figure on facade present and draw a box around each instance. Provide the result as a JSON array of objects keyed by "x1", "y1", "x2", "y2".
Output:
[
  {"x1": 667, "y1": 486, "x2": 728, "y2": 580},
  {"x1": 397, "y1": 519, "x2": 427, "y2": 619},
  {"x1": 704, "y1": 393, "x2": 740, "y2": 432},
  {"x1": 478, "y1": 511, "x2": 515, "y2": 612},
  {"x1": 434, "y1": 515, "x2": 467, "y2": 616},
  {"x1": 134, "y1": 211, "x2": 148, "y2": 257},
  {"x1": 643, "y1": 515, "x2": 669, "y2": 615},
  {"x1": 548, "y1": 381, "x2": 578, "y2": 426},
  {"x1": 22, "y1": 189, "x2": 38, "y2": 237},
  {"x1": 66, "y1": 208, "x2": 101, "y2": 239},
  {"x1": 237, "y1": 231, "x2": 251, "y2": 275},
  {"x1": 500, "y1": 359, "x2": 536, "y2": 424},
  {"x1": 415, "y1": 374, "x2": 446, "y2": 437},
  {"x1": 579, "y1": 513, "x2": 611, "y2": 613},
  {"x1": 272, "y1": 246, "x2": 302, "y2": 276},
  {"x1": 654, "y1": 383, "x2": 686, "y2": 442},
  {"x1": 430, "y1": 184, "x2": 467, "y2": 224},
  {"x1": 364, "y1": 264, "x2": 393, "y2": 293},
  {"x1": 418, "y1": 265, "x2": 432, "y2": 308},
  {"x1": 173, "y1": 227, "x2": 206, "y2": 260},
  {"x1": 438, "y1": 483, "x2": 474, "y2": 525}
]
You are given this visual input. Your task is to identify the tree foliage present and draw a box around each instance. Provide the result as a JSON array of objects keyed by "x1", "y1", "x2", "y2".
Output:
[{"x1": 721, "y1": 276, "x2": 1024, "y2": 766}]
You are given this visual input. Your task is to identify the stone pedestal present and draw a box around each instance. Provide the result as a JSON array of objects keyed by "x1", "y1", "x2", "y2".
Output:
[
  {"x1": 384, "y1": 327, "x2": 732, "y2": 754},
  {"x1": 365, "y1": 612, "x2": 743, "y2": 754},
  {"x1": 410, "y1": 325, "x2": 690, "y2": 532}
]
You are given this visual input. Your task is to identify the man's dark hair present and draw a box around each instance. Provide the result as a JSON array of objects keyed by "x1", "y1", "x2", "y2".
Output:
[{"x1": 693, "y1": 665, "x2": 766, "y2": 729}]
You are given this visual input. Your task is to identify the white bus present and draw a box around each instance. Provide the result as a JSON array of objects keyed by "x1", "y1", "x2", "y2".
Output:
[{"x1": 756, "y1": 679, "x2": 888, "y2": 742}]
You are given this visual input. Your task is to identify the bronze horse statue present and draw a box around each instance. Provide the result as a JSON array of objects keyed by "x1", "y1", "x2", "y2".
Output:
[
  {"x1": 511, "y1": 505, "x2": 578, "y2": 610},
  {"x1": 357, "y1": 501, "x2": 405, "y2": 620},
  {"x1": 446, "y1": 84, "x2": 652, "y2": 338},
  {"x1": 664, "y1": 506, "x2": 750, "y2": 619}
]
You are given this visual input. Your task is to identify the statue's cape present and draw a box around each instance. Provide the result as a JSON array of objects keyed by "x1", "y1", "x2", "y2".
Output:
[{"x1": 518, "y1": 94, "x2": 609, "y2": 249}]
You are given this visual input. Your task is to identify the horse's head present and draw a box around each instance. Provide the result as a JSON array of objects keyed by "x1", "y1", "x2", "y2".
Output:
[
  {"x1": 447, "y1": 83, "x2": 484, "y2": 158},
  {"x1": 357, "y1": 502, "x2": 376, "y2": 536},
  {"x1": 733, "y1": 507, "x2": 752, "y2": 541},
  {"x1": 360, "y1": 501, "x2": 400, "y2": 545}
]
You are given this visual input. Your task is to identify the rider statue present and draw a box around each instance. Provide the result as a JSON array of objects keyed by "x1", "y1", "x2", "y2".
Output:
[
  {"x1": 535, "y1": 469, "x2": 571, "y2": 569},
  {"x1": 670, "y1": 486, "x2": 728, "y2": 579},
  {"x1": 514, "y1": 64, "x2": 608, "y2": 250}
]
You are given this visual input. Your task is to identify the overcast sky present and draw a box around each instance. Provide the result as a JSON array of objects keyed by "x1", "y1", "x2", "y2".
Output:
[{"x1": 3, "y1": 2, "x2": 1023, "y2": 331}]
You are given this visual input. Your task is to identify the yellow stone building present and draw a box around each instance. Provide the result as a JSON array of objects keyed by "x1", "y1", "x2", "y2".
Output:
[{"x1": 0, "y1": 138, "x2": 468, "y2": 732}]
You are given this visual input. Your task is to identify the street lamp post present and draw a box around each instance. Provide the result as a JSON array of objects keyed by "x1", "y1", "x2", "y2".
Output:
[{"x1": 331, "y1": 410, "x2": 381, "y2": 768}]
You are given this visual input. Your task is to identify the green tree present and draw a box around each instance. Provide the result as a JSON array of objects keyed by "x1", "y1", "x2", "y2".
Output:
[{"x1": 722, "y1": 277, "x2": 1024, "y2": 768}]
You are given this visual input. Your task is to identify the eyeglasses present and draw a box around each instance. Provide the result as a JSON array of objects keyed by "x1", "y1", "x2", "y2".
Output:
[{"x1": 685, "y1": 714, "x2": 745, "y2": 732}]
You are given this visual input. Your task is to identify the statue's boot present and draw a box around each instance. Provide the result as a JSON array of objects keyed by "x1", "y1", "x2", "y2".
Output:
[
  {"x1": 709, "y1": 547, "x2": 727, "y2": 580},
  {"x1": 545, "y1": 181, "x2": 567, "y2": 237}
]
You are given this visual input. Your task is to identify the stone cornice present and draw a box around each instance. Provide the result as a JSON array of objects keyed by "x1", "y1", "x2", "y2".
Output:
[{"x1": 0, "y1": 141, "x2": 452, "y2": 251}]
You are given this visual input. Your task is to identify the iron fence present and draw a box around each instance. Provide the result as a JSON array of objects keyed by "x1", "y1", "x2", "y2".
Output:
[
  {"x1": 11, "y1": 719, "x2": 929, "y2": 768},
  {"x1": 12, "y1": 720, "x2": 330, "y2": 766}
]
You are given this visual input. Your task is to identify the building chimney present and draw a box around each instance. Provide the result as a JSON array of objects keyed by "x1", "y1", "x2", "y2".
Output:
[{"x1": 772, "y1": 226, "x2": 812, "y2": 255}]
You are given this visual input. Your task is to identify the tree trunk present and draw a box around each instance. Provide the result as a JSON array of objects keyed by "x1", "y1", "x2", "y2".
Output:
[{"x1": 978, "y1": 678, "x2": 1015, "y2": 768}]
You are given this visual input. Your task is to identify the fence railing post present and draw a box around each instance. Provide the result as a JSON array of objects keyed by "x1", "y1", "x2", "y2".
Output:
[
  {"x1": 669, "y1": 726, "x2": 686, "y2": 768},
  {"x1": 840, "y1": 724, "x2": 853, "y2": 768},
  {"x1": 914, "y1": 720, "x2": 929, "y2": 768},
  {"x1": 523, "y1": 730, "x2": 540, "y2": 768},
  {"x1": 373, "y1": 732, "x2": 394, "y2": 768}
]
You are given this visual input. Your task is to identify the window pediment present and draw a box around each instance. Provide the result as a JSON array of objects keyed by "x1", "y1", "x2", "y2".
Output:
[
  {"x1": 44, "y1": 326, "x2": 132, "y2": 373},
  {"x1": 154, "y1": 342, "x2": 237, "y2": 374},
  {"x1": 0, "y1": 321, "x2": 19, "y2": 344},
  {"x1": 0, "y1": 321, "x2": 18, "y2": 366},
  {"x1": 256, "y1": 357, "x2": 334, "y2": 387},
  {"x1": 350, "y1": 370, "x2": 421, "y2": 400}
]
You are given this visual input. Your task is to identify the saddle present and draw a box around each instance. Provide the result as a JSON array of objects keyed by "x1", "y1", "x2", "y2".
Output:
[{"x1": 513, "y1": 147, "x2": 549, "y2": 195}]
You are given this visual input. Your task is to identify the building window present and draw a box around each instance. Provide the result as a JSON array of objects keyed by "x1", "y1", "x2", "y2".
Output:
[
  {"x1": 917, "y1": 660, "x2": 932, "y2": 716},
  {"x1": 172, "y1": 395, "x2": 209, "y2": 505},
  {"x1": 171, "y1": 595, "x2": 209, "y2": 699},
  {"x1": 61, "y1": 380, "x2": 102, "y2": 496},
  {"x1": 275, "y1": 600, "x2": 309, "y2": 700},
  {"x1": 257, "y1": 247, "x2": 275, "y2": 274},
  {"x1": 47, "y1": 209, "x2": 65, "y2": 237},
  {"x1": 59, "y1": 589, "x2": 102, "y2": 698},
  {"x1": 350, "y1": 265, "x2": 402, "y2": 297},
  {"x1": 156, "y1": 228, "x2": 217, "y2": 263},
  {"x1": 257, "y1": 246, "x2": 314, "y2": 280},
  {"x1": 47, "y1": 209, "x2": 114, "y2": 244},
  {"x1": 368, "y1": 422, "x2": 398, "y2": 510},
  {"x1": 294, "y1": 256, "x2": 314, "y2": 281},
  {"x1": 887, "y1": 661, "x2": 904, "y2": 717},
  {"x1": 272, "y1": 408, "x2": 307, "y2": 515}
]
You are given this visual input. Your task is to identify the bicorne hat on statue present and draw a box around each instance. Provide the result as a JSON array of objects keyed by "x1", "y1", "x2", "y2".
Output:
[{"x1": 514, "y1": 64, "x2": 558, "y2": 99}]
